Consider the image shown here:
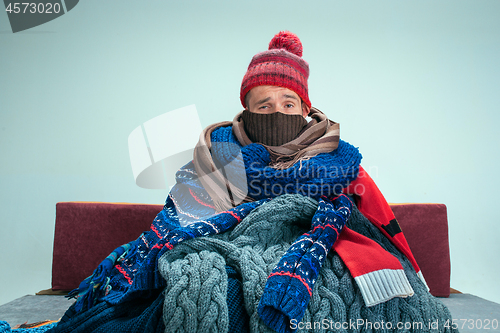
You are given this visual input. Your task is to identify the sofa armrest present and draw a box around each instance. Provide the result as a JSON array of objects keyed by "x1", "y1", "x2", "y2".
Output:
[
  {"x1": 51, "y1": 202, "x2": 163, "y2": 291},
  {"x1": 389, "y1": 203, "x2": 451, "y2": 297}
]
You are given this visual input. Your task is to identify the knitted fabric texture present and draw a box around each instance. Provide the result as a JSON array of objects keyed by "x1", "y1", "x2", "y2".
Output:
[
  {"x1": 226, "y1": 266, "x2": 250, "y2": 333},
  {"x1": 209, "y1": 125, "x2": 361, "y2": 201},
  {"x1": 159, "y1": 254, "x2": 249, "y2": 333},
  {"x1": 47, "y1": 290, "x2": 165, "y2": 333},
  {"x1": 194, "y1": 112, "x2": 343, "y2": 212},
  {"x1": 232, "y1": 107, "x2": 341, "y2": 170},
  {"x1": 240, "y1": 31, "x2": 311, "y2": 108},
  {"x1": 66, "y1": 167, "x2": 269, "y2": 312},
  {"x1": 340, "y1": 165, "x2": 428, "y2": 306},
  {"x1": 47, "y1": 266, "x2": 246, "y2": 333},
  {"x1": 0, "y1": 322, "x2": 58, "y2": 333},
  {"x1": 161, "y1": 251, "x2": 229, "y2": 332},
  {"x1": 258, "y1": 194, "x2": 352, "y2": 332},
  {"x1": 158, "y1": 194, "x2": 352, "y2": 333},
  {"x1": 67, "y1": 243, "x2": 133, "y2": 310},
  {"x1": 158, "y1": 194, "x2": 457, "y2": 333},
  {"x1": 240, "y1": 110, "x2": 307, "y2": 146}
]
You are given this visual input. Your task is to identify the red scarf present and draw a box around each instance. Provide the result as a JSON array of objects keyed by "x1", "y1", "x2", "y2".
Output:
[{"x1": 336, "y1": 166, "x2": 429, "y2": 306}]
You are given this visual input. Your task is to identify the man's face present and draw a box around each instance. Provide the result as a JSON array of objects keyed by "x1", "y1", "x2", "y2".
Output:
[{"x1": 246, "y1": 85, "x2": 310, "y2": 118}]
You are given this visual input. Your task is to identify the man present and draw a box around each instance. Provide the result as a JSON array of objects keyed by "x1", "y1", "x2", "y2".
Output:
[
  {"x1": 239, "y1": 30, "x2": 311, "y2": 147},
  {"x1": 193, "y1": 31, "x2": 348, "y2": 212},
  {"x1": 181, "y1": 31, "x2": 454, "y2": 332},
  {"x1": 53, "y1": 31, "x2": 456, "y2": 333}
]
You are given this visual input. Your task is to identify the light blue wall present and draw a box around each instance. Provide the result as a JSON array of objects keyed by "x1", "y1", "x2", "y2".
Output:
[{"x1": 1, "y1": 0, "x2": 499, "y2": 306}]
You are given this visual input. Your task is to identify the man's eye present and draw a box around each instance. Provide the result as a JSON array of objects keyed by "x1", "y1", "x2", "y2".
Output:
[
  {"x1": 259, "y1": 105, "x2": 269, "y2": 109},
  {"x1": 285, "y1": 104, "x2": 294, "y2": 108}
]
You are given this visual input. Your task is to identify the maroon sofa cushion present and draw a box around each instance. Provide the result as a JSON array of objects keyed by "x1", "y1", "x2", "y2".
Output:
[
  {"x1": 51, "y1": 202, "x2": 163, "y2": 291},
  {"x1": 51, "y1": 201, "x2": 451, "y2": 298},
  {"x1": 391, "y1": 203, "x2": 451, "y2": 297}
]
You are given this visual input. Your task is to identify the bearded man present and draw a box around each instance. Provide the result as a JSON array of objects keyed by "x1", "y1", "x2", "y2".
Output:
[{"x1": 53, "y1": 32, "x2": 456, "y2": 333}]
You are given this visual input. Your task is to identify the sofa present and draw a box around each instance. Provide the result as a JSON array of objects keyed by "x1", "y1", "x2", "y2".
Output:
[{"x1": 0, "y1": 201, "x2": 499, "y2": 332}]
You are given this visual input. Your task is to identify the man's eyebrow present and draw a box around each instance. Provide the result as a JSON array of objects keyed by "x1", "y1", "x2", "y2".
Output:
[
  {"x1": 283, "y1": 94, "x2": 299, "y2": 101},
  {"x1": 255, "y1": 97, "x2": 271, "y2": 105}
]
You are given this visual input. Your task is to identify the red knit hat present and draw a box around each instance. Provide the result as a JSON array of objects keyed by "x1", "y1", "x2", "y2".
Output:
[{"x1": 240, "y1": 31, "x2": 311, "y2": 109}]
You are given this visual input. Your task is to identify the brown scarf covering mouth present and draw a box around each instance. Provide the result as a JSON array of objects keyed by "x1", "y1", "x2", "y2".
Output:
[
  {"x1": 233, "y1": 107, "x2": 340, "y2": 169},
  {"x1": 240, "y1": 110, "x2": 308, "y2": 147},
  {"x1": 193, "y1": 107, "x2": 340, "y2": 212}
]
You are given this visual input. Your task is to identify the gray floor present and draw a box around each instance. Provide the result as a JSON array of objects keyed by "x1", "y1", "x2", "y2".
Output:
[
  {"x1": 0, "y1": 294, "x2": 499, "y2": 331},
  {"x1": 439, "y1": 293, "x2": 500, "y2": 332},
  {"x1": 0, "y1": 295, "x2": 74, "y2": 328}
]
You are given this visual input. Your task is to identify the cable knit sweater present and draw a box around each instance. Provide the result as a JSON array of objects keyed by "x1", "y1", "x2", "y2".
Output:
[{"x1": 158, "y1": 194, "x2": 456, "y2": 333}]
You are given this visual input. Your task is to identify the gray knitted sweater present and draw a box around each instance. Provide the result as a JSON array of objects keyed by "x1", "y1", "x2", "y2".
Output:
[{"x1": 158, "y1": 194, "x2": 457, "y2": 333}]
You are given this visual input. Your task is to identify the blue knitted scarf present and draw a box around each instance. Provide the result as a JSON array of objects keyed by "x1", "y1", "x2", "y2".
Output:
[{"x1": 209, "y1": 125, "x2": 362, "y2": 201}]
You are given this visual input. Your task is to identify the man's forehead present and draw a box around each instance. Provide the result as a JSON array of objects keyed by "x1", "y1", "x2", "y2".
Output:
[{"x1": 248, "y1": 85, "x2": 300, "y2": 102}]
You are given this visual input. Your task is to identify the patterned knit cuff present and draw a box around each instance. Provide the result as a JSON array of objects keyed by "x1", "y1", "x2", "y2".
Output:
[
  {"x1": 258, "y1": 274, "x2": 311, "y2": 333},
  {"x1": 354, "y1": 268, "x2": 414, "y2": 307}
]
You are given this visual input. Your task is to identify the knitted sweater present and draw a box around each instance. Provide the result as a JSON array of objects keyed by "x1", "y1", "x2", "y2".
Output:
[
  {"x1": 158, "y1": 194, "x2": 457, "y2": 333},
  {"x1": 45, "y1": 266, "x2": 247, "y2": 333}
]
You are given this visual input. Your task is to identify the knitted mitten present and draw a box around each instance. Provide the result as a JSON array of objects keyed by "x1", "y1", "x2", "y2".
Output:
[{"x1": 257, "y1": 194, "x2": 352, "y2": 333}]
